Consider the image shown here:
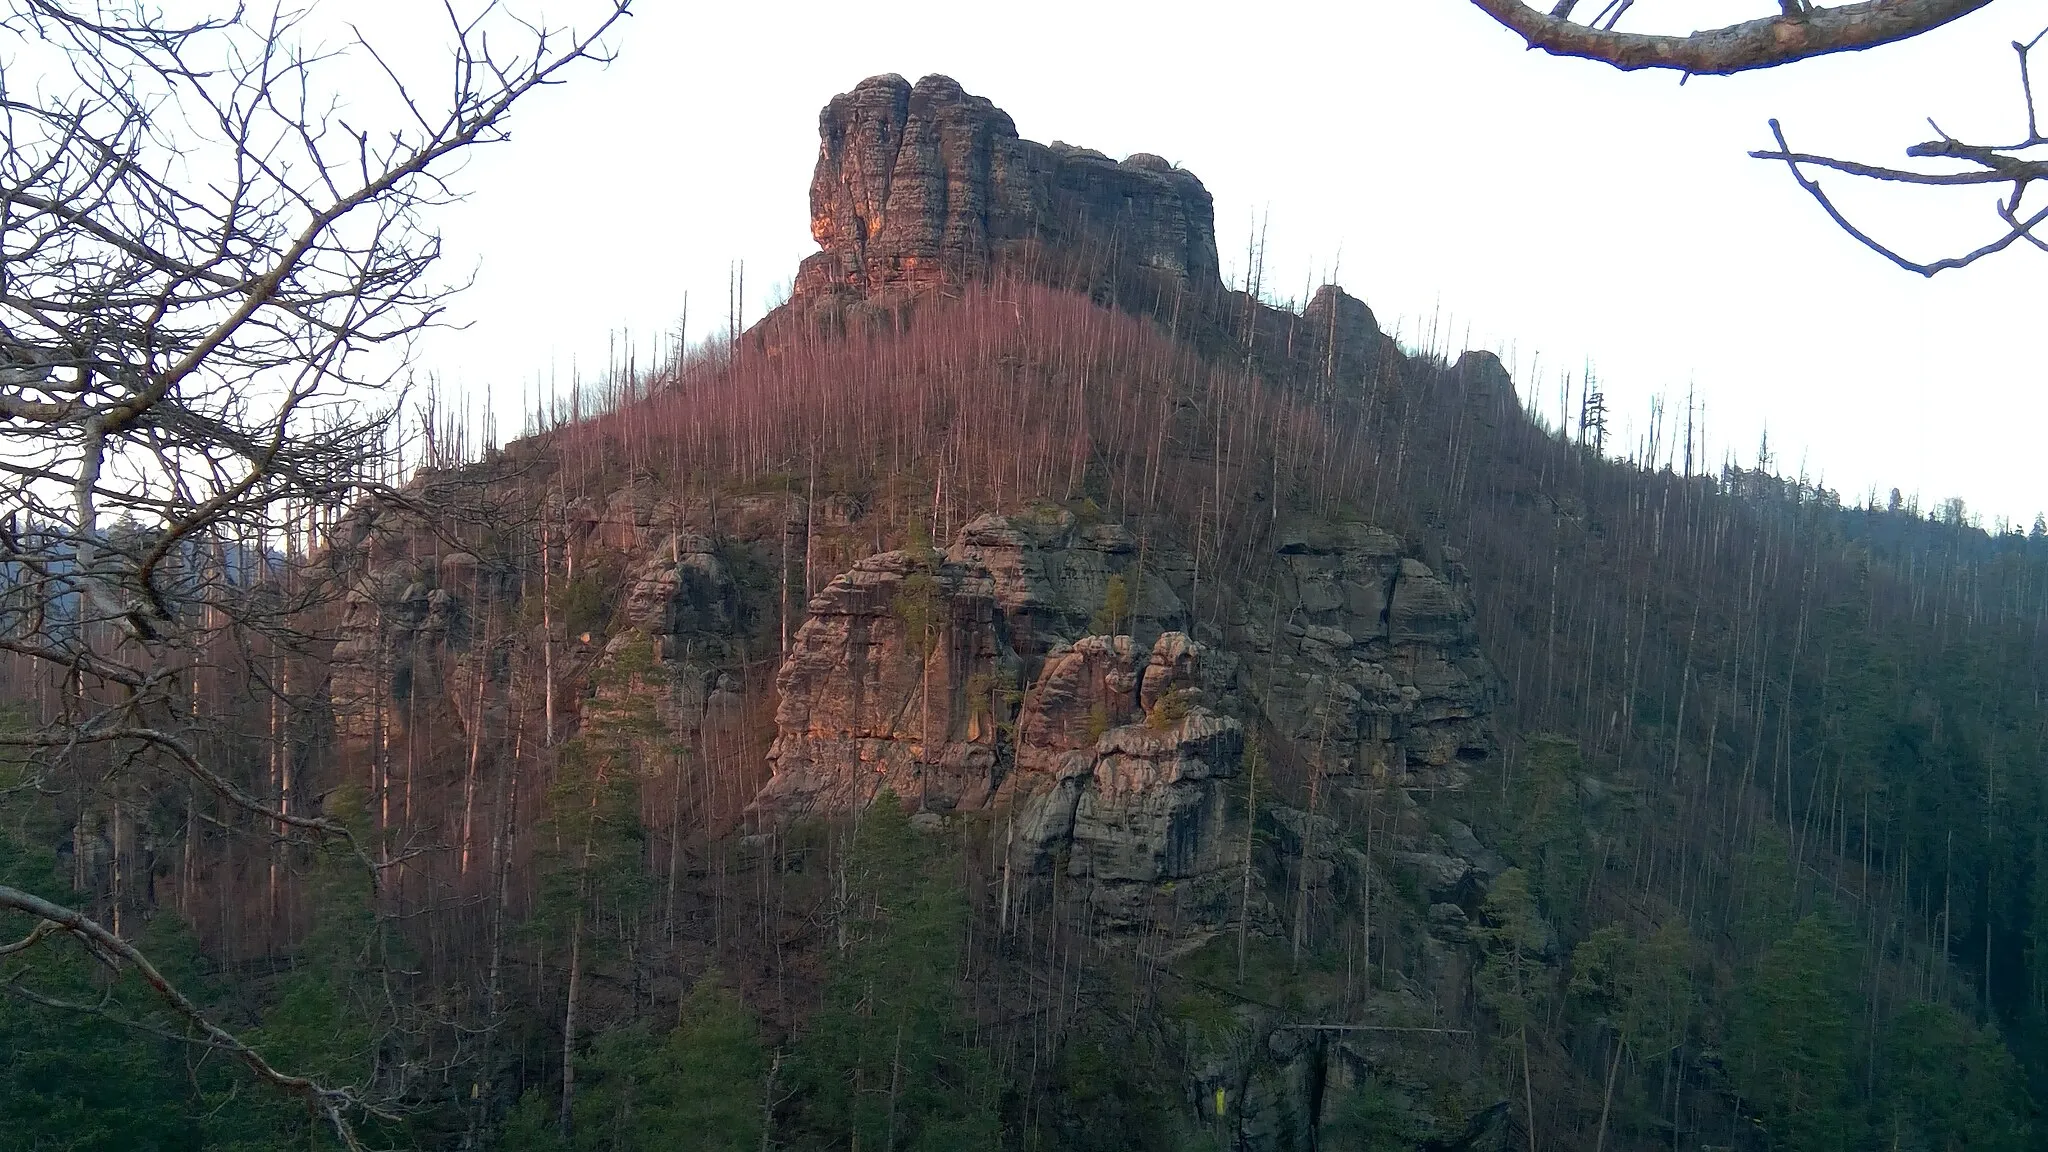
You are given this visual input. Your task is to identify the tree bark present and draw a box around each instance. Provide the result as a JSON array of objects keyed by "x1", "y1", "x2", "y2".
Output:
[
  {"x1": 1595, "y1": 1034, "x2": 1626, "y2": 1152},
  {"x1": 560, "y1": 909, "x2": 583, "y2": 1143},
  {"x1": 1239, "y1": 738, "x2": 1259, "y2": 985},
  {"x1": 1467, "y1": 0, "x2": 1995, "y2": 75}
]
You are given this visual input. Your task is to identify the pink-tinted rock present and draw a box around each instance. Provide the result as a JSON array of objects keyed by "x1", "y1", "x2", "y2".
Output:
[{"x1": 795, "y1": 74, "x2": 1218, "y2": 301}]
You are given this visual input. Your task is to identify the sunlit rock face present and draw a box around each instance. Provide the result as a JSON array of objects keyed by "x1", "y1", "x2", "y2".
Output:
[
  {"x1": 749, "y1": 510, "x2": 1184, "y2": 822},
  {"x1": 794, "y1": 73, "x2": 1219, "y2": 300}
]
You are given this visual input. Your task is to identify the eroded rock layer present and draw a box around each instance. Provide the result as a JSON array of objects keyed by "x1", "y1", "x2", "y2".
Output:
[
  {"x1": 794, "y1": 73, "x2": 1219, "y2": 300},
  {"x1": 749, "y1": 509, "x2": 1497, "y2": 933}
]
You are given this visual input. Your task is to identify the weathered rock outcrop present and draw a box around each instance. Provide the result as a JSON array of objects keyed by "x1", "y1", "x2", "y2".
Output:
[
  {"x1": 795, "y1": 73, "x2": 1218, "y2": 300},
  {"x1": 750, "y1": 507, "x2": 1499, "y2": 939},
  {"x1": 1242, "y1": 521, "x2": 1495, "y2": 802},
  {"x1": 1300, "y1": 283, "x2": 1388, "y2": 391},
  {"x1": 998, "y1": 636, "x2": 1248, "y2": 930},
  {"x1": 754, "y1": 513, "x2": 1170, "y2": 803},
  {"x1": 749, "y1": 546, "x2": 1015, "y2": 816},
  {"x1": 323, "y1": 478, "x2": 786, "y2": 815},
  {"x1": 619, "y1": 530, "x2": 733, "y2": 644},
  {"x1": 330, "y1": 564, "x2": 471, "y2": 755},
  {"x1": 1452, "y1": 349, "x2": 1521, "y2": 430}
]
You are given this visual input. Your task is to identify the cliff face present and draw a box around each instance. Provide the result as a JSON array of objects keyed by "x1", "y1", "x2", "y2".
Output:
[
  {"x1": 749, "y1": 509, "x2": 1497, "y2": 937},
  {"x1": 749, "y1": 509, "x2": 1213, "y2": 824},
  {"x1": 752, "y1": 511, "x2": 1494, "y2": 808},
  {"x1": 740, "y1": 498, "x2": 1505, "y2": 1142},
  {"x1": 794, "y1": 73, "x2": 1218, "y2": 300},
  {"x1": 321, "y1": 476, "x2": 798, "y2": 851}
]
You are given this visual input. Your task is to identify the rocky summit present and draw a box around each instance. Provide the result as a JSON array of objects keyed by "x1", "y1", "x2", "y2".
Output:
[{"x1": 796, "y1": 73, "x2": 1219, "y2": 300}]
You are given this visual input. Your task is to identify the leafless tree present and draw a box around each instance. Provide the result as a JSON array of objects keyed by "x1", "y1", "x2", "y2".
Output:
[
  {"x1": 1469, "y1": 1, "x2": 2046, "y2": 273},
  {"x1": 0, "y1": 1, "x2": 630, "y2": 1146}
]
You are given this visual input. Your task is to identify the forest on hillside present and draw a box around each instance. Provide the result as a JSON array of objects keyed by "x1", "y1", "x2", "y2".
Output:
[
  {"x1": 6, "y1": 265, "x2": 2047, "y2": 1150},
  {"x1": 8, "y1": 2, "x2": 2048, "y2": 1150}
]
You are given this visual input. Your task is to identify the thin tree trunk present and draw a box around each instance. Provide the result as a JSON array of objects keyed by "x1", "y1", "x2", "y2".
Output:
[
  {"x1": 1239, "y1": 738, "x2": 1259, "y2": 985},
  {"x1": 1513, "y1": 947, "x2": 1538, "y2": 1152},
  {"x1": 460, "y1": 612, "x2": 489, "y2": 876},
  {"x1": 1000, "y1": 815, "x2": 1014, "y2": 934},
  {"x1": 804, "y1": 458, "x2": 815, "y2": 604},
  {"x1": 541, "y1": 512, "x2": 557, "y2": 748},
  {"x1": 915, "y1": 564, "x2": 935, "y2": 813},
  {"x1": 1294, "y1": 704, "x2": 1333, "y2": 972},
  {"x1": 779, "y1": 487, "x2": 791, "y2": 657},
  {"x1": 1595, "y1": 1034, "x2": 1626, "y2": 1152},
  {"x1": 1522, "y1": 1019, "x2": 1539, "y2": 1152},
  {"x1": 560, "y1": 909, "x2": 583, "y2": 1142},
  {"x1": 884, "y1": 1020, "x2": 905, "y2": 1152},
  {"x1": 667, "y1": 747, "x2": 686, "y2": 947},
  {"x1": 1361, "y1": 785, "x2": 1374, "y2": 997},
  {"x1": 759, "y1": 1052, "x2": 782, "y2": 1152},
  {"x1": 1942, "y1": 829, "x2": 1953, "y2": 988}
]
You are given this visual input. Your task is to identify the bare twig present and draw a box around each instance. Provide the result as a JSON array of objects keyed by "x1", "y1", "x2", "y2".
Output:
[{"x1": 1748, "y1": 25, "x2": 2048, "y2": 275}]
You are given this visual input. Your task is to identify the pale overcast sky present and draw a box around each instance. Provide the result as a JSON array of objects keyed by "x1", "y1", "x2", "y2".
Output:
[{"x1": 375, "y1": 2, "x2": 2045, "y2": 526}]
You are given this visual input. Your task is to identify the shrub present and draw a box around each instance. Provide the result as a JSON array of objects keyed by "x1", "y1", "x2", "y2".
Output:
[{"x1": 1147, "y1": 688, "x2": 1195, "y2": 731}]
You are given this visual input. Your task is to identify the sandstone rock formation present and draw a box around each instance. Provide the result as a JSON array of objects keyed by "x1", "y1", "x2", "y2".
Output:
[
  {"x1": 330, "y1": 564, "x2": 470, "y2": 756},
  {"x1": 321, "y1": 476, "x2": 794, "y2": 830},
  {"x1": 750, "y1": 509, "x2": 1196, "y2": 819},
  {"x1": 1240, "y1": 521, "x2": 1495, "y2": 800},
  {"x1": 998, "y1": 637, "x2": 1247, "y2": 930},
  {"x1": 795, "y1": 73, "x2": 1217, "y2": 300},
  {"x1": 749, "y1": 507, "x2": 1498, "y2": 937},
  {"x1": 1299, "y1": 283, "x2": 1388, "y2": 392},
  {"x1": 1452, "y1": 349, "x2": 1522, "y2": 430},
  {"x1": 781, "y1": 72, "x2": 1413, "y2": 413},
  {"x1": 749, "y1": 546, "x2": 1013, "y2": 816}
]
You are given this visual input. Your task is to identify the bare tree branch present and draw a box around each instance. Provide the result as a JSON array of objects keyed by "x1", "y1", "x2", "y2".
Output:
[
  {"x1": 0, "y1": 884, "x2": 392, "y2": 1150},
  {"x1": 1469, "y1": 0, "x2": 1995, "y2": 74},
  {"x1": 1746, "y1": 24, "x2": 2048, "y2": 274}
]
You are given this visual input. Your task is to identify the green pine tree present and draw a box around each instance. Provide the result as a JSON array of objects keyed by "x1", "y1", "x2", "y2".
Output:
[
  {"x1": 1875, "y1": 1001, "x2": 2033, "y2": 1152},
  {"x1": 207, "y1": 787, "x2": 404, "y2": 1150},
  {"x1": 1477, "y1": 867, "x2": 1554, "y2": 1152},
  {"x1": 1569, "y1": 919, "x2": 1696, "y2": 1149},
  {"x1": 786, "y1": 793, "x2": 1000, "y2": 1151},
  {"x1": 0, "y1": 837, "x2": 213, "y2": 1150},
  {"x1": 529, "y1": 633, "x2": 659, "y2": 1144},
  {"x1": 1503, "y1": 735, "x2": 1589, "y2": 933},
  {"x1": 1727, "y1": 908, "x2": 1861, "y2": 1152},
  {"x1": 565, "y1": 972, "x2": 770, "y2": 1152}
]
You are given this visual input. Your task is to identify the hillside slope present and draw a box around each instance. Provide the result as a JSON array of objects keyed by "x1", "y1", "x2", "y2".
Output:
[{"x1": 5, "y1": 72, "x2": 2046, "y2": 1152}]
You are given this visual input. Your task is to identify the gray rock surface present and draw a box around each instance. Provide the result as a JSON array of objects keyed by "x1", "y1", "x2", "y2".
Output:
[{"x1": 749, "y1": 507, "x2": 1501, "y2": 955}]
